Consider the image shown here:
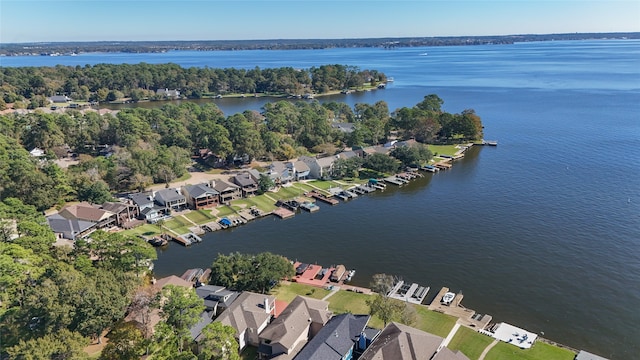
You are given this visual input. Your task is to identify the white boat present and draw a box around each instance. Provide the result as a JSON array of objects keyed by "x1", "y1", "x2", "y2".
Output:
[
  {"x1": 442, "y1": 292, "x2": 455, "y2": 304},
  {"x1": 345, "y1": 269, "x2": 356, "y2": 282}
]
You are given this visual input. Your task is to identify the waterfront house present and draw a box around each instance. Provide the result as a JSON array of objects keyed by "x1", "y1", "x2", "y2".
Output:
[
  {"x1": 49, "y1": 95, "x2": 70, "y2": 103},
  {"x1": 211, "y1": 180, "x2": 241, "y2": 204},
  {"x1": 232, "y1": 172, "x2": 259, "y2": 197},
  {"x1": 293, "y1": 313, "x2": 371, "y2": 360},
  {"x1": 182, "y1": 183, "x2": 220, "y2": 209},
  {"x1": 101, "y1": 201, "x2": 139, "y2": 226},
  {"x1": 268, "y1": 161, "x2": 294, "y2": 184},
  {"x1": 331, "y1": 122, "x2": 356, "y2": 133},
  {"x1": 257, "y1": 295, "x2": 332, "y2": 359},
  {"x1": 29, "y1": 147, "x2": 45, "y2": 157},
  {"x1": 156, "y1": 88, "x2": 180, "y2": 98},
  {"x1": 291, "y1": 160, "x2": 310, "y2": 181},
  {"x1": 46, "y1": 214, "x2": 95, "y2": 240},
  {"x1": 299, "y1": 155, "x2": 339, "y2": 179},
  {"x1": 58, "y1": 202, "x2": 117, "y2": 229},
  {"x1": 154, "y1": 188, "x2": 187, "y2": 212},
  {"x1": 194, "y1": 284, "x2": 239, "y2": 316},
  {"x1": 358, "y1": 322, "x2": 469, "y2": 360},
  {"x1": 129, "y1": 192, "x2": 155, "y2": 211},
  {"x1": 216, "y1": 292, "x2": 276, "y2": 351}
]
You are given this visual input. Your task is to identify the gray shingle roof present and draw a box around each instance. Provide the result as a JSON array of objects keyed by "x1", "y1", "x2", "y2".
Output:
[
  {"x1": 184, "y1": 183, "x2": 219, "y2": 199},
  {"x1": 46, "y1": 214, "x2": 95, "y2": 240},
  {"x1": 155, "y1": 188, "x2": 185, "y2": 205},
  {"x1": 293, "y1": 313, "x2": 370, "y2": 360},
  {"x1": 216, "y1": 291, "x2": 275, "y2": 338},
  {"x1": 358, "y1": 322, "x2": 444, "y2": 360}
]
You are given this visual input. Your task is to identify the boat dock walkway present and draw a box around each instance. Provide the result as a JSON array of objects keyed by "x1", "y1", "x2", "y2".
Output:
[
  {"x1": 306, "y1": 190, "x2": 339, "y2": 205},
  {"x1": 387, "y1": 280, "x2": 430, "y2": 304},
  {"x1": 428, "y1": 287, "x2": 493, "y2": 329}
]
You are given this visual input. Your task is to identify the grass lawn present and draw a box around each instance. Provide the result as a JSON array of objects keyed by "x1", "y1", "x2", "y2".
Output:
[
  {"x1": 485, "y1": 341, "x2": 576, "y2": 360},
  {"x1": 270, "y1": 282, "x2": 330, "y2": 303},
  {"x1": 183, "y1": 210, "x2": 215, "y2": 224},
  {"x1": 428, "y1": 144, "x2": 460, "y2": 157},
  {"x1": 290, "y1": 182, "x2": 315, "y2": 193},
  {"x1": 232, "y1": 196, "x2": 277, "y2": 213},
  {"x1": 410, "y1": 305, "x2": 457, "y2": 338},
  {"x1": 171, "y1": 215, "x2": 193, "y2": 227},
  {"x1": 307, "y1": 180, "x2": 335, "y2": 190},
  {"x1": 447, "y1": 326, "x2": 495, "y2": 360},
  {"x1": 121, "y1": 223, "x2": 161, "y2": 237},
  {"x1": 213, "y1": 205, "x2": 236, "y2": 217},
  {"x1": 269, "y1": 186, "x2": 306, "y2": 200},
  {"x1": 162, "y1": 218, "x2": 191, "y2": 235},
  {"x1": 327, "y1": 291, "x2": 385, "y2": 328},
  {"x1": 174, "y1": 172, "x2": 192, "y2": 182}
]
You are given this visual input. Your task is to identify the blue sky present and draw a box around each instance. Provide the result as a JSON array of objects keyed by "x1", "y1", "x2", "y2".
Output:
[{"x1": 1, "y1": 0, "x2": 639, "y2": 43}]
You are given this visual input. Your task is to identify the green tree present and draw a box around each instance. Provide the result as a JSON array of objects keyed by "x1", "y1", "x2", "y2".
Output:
[
  {"x1": 257, "y1": 173, "x2": 275, "y2": 194},
  {"x1": 7, "y1": 328, "x2": 89, "y2": 360},
  {"x1": 390, "y1": 144, "x2": 432, "y2": 167},
  {"x1": 366, "y1": 294, "x2": 404, "y2": 327},
  {"x1": 210, "y1": 252, "x2": 293, "y2": 293},
  {"x1": 331, "y1": 157, "x2": 363, "y2": 179},
  {"x1": 197, "y1": 322, "x2": 240, "y2": 360},
  {"x1": 363, "y1": 153, "x2": 399, "y2": 174},
  {"x1": 99, "y1": 322, "x2": 146, "y2": 360},
  {"x1": 155, "y1": 285, "x2": 206, "y2": 355}
]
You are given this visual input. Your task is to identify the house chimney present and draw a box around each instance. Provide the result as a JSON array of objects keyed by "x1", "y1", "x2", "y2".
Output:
[{"x1": 264, "y1": 297, "x2": 271, "y2": 313}]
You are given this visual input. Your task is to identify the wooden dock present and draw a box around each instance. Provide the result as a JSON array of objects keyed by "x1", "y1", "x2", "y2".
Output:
[
  {"x1": 306, "y1": 190, "x2": 339, "y2": 205},
  {"x1": 272, "y1": 207, "x2": 295, "y2": 219}
]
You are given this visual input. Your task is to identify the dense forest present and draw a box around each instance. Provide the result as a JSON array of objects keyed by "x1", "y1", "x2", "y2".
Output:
[
  {"x1": 1, "y1": 32, "x2": 638, "y2": 55},
  {"x1": 0, "y1": 63, "x2": 386, "y2": 108},
  {"x1": 0, "y1": 94, "x2": 482, "y2": 211}
]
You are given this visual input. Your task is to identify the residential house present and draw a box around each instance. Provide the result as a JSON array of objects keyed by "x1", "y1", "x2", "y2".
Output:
[
  {"x1": 211, "y1": 180, "x2": 241, "y2": 204},
  {"x1": 267, "y1": 162, "x2": 293, "y2": 185},
  {"x1": 331, "y1": 122, "x2": 356, "y2": 133},
  {"x1": 154, "y1": 188, "x2": 187, "y2": 212},
  {"x1": 291, "y1": 161, "x2": 310, "y2": 181},
  {"x1": 156, "y1": 88, "x2": 181, "y2": 98},
  {"x1": 293, "y1": 313, "x2": 371, "y2": 360},
  {"x1": 29, "y1": 147, "x2": 45, "y2": 157},
  {"x1": 299, "y1": 155, "x2": 339, "y2": 179},
  {"x1": 129, "y1": 192, "x2": 165, "y2": 221},
  {"x1": 101, "y1": 201, "x2": 139, "y2": 226},
  {"x1": 182, "y1": 183, "x2": 220, "y2": 209},
  {"x1": 358, "y1": 322, "x2": 469, "y2": 360},
  {"x1": 362, "y1": 145, "x2": 392, "y2": 157},
  {"x1": 216, "y1": 292, "x2": 276, "y2": 351},
  {"x1": 338, "y1": 150, "x2": 359, "y2": 160},
  {"x1": 46, "y1": 214, "x2": 95, "y2": 240},
  {"x1": 58, "y1": 202, "x2": 117, "y2": 229},
  {"x1": 232, "y1": 172, "x2": 259, "y2": 197},
  {"x1": 257, "y1": 295, "x2": 332, "y2": 359},
  {"x1": 194, "y1": 284, "x2": 239, "y2": 317},
  {"x1": 49, "y1": 95, "x2": 70, "y2": 103}
]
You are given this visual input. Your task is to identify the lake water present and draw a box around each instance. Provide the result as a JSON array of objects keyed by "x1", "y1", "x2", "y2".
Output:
[{"x1": 4, "y1": 40, "x2": 639, "y2": 359}]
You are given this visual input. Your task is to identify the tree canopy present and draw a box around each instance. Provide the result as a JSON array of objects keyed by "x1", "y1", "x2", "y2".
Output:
[{"x1": 210, "y1": 252, "x2": 294, "y2": 293}]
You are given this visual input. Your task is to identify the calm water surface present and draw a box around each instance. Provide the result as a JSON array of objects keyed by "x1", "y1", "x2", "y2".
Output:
[{"x1": 5, "y1": 40, "x2": 639, "y2": 359}]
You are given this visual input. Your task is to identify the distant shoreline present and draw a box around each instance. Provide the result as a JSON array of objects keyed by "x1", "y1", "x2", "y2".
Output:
[{"x1": 2, "y1": 32, "x2": 638, "y2": 56}]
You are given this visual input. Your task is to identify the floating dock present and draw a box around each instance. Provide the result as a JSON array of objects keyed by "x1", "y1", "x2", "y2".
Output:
[
  {"x1": 383, "y1": 177, "x2": 404, "y2": 186},
  {"x1": 272, "y1": 207, "x2": 295, "y2": 219},
  {"x1": 428, "y1": 287, "x2": 493, "y2": 329},
  {"x1": 387, "y1": 280, "x2": 430, "y2": 304},
  {"x1": 299, "y1": 202, "x2": 320, "y2": 212}
]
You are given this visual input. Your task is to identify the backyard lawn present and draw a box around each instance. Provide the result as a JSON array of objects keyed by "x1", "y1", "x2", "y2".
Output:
[
  {"x1": 326, "y1": 291, "x2": 383, "y2": 329},
  {"x1": 485, "y1": 341, "x2": 576, "y2": 360},
  {"x1": 183, "y1": 209, "x2": 215, "y2": 224},
  {"x1": 428, "y1": 144, "x2": 460, "y2": 157},
  {"x1": 447, "y1": 326, "x2": 495, "y2": 360},
  {"x1": 270, "y1": 282, "x2": 330, "y2": 303},
  {"x1": 121, "y1": 223, "x2": 161, "y2": 237},
  {"x1": 212, "y1": 205, "x2": 236, "y2": 217},
  {"x1": 411, "y1": 305, "x2": 457, "y2": 338}
]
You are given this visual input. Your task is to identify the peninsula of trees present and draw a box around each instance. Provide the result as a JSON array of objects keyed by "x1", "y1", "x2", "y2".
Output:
[
  {"x1": 0, "y1": 94, "x2": 482, "y2": 211},
  {"x1": 0, "y1": 63, "x2": 386, "y2": 108}
]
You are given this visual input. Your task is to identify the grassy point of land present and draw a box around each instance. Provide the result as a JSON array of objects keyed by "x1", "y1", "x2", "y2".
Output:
[
  {"x1": 428, "y1": 144, "x2": 460, "y2": 157},
  {"x1": 447, "y1": 325, "x2": 495, "y2": 360},
  {"x1": 485, "y1": 341, "x2": 576, "y2": 360}
]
